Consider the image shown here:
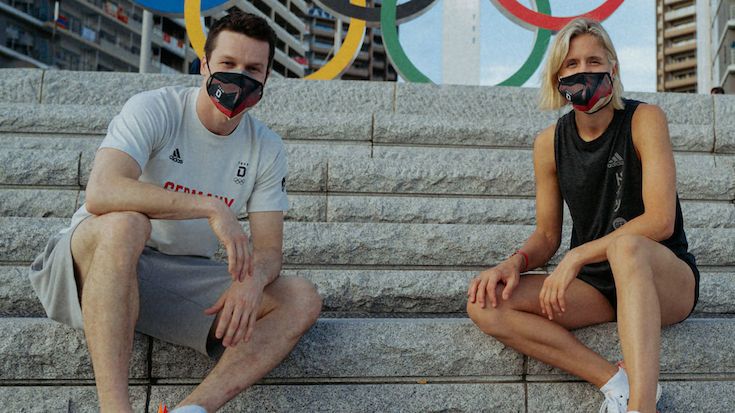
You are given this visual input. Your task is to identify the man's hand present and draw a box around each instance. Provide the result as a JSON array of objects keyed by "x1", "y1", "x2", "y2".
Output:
[
  {"x1": 468, "y1": 257, "x2": 523, "y2": 309},
  {"x1": 205, "y1": 276, "x2": 266, "y2": 347},
  {"x1": 208, "y1": 202, "x2": 253, "y2": 282},
  {"x1": 539, "y1": 250, "x2": 583, "y2": 320}
]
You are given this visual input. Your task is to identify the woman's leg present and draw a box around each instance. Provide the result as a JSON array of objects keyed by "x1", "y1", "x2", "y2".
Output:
[
  {"x1": 467, "y1": 275, "x2": 618, "y2": 387},
  {"x1": 607, "y1": 235, "x2": 696, "y2": 413}
]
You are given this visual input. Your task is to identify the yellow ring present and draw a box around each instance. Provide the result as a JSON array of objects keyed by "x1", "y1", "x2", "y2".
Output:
[
  {"x1": 305, "y1": 0, "x2": 366, "y2": 80},
  {"x1": 184, "y1": 0, "x2": 206, "y2": 58}
]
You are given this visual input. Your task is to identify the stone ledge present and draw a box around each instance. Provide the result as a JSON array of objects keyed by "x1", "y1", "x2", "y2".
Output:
[
  {"x1": 151, "y1": 383, "x2": 525, "y2": 412},
  {"x1": 0, "y1": 69, "x2": 43, "y2": 104},
  {"x1": 714, "y1": 94, "x2": 735, "y2": 154},
  {"x1": 152, "y1": 318, "x2": 521, "y2": 379},
  {"x1": 3, "y1": 219, "x2": 734, "y2": 267},
  {"x1": 0, "y1": 386, "x2": 148, "y2": 412},
  {"x1": 0, "y1": 318, "x2": 148, "y2": 380},
  {"x1": 526, "y1": 319, "x2": 735, "y2": 376},
  {"x1": 3, "y1": 266, "x2": 733, "y2": 317},
  {"x1": 528, "y1": 381, "x2": 735, "y2": 413}
]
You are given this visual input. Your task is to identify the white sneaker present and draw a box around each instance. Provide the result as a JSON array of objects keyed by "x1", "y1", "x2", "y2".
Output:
[
  {"x1": 599, "y1": 389, "x2": 628, "y2": 413},
  {"x1": 602, "y1": 361, "x2": 662, "y2": 412},
  {"x1": 170, "y1": 406, "x2": 207, "y2": 413}
]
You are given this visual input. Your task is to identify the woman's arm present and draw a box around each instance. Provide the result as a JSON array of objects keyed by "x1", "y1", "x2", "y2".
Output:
[{"x1": 468, "y1": 124, "x2": 564, "y2": 308}]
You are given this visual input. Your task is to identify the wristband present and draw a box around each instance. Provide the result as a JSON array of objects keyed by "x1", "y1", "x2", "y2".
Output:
[{"x1": 511, "y1": 250, "x2": 529, "y2": 272}]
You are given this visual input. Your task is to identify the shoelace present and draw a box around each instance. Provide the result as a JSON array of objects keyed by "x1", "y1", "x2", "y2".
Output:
[{"x1": 598, "y1": 391, "x2": 627, "y2": 413}]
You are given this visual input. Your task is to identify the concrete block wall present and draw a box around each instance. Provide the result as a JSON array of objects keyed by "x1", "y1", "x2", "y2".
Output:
[{"x1": 0, "y1": 69, "x2": 734, "y2": 411}]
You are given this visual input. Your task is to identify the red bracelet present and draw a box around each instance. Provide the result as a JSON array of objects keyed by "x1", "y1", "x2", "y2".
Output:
[{"x1": 511, "y1": 250, "x2": 529, "y2": 272}]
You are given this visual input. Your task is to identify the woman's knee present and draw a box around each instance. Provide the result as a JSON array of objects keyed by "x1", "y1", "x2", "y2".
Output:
[
  {"x1": 606, "y1": 234, "x2": 649, "y2": 268},
  {"x1": 466, "y1": 296, "x2": 510, "y2": 337}
]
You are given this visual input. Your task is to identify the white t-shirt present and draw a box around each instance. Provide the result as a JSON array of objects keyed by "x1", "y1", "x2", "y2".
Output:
[{"x1": 68, "y1": 86, "x2": 288, "y2": 258}]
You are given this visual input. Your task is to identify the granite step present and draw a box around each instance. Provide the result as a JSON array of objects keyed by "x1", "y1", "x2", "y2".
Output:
[
  {"x1": 1, "y1": 381, "x2": 732, "y2": 413},
  {"x1": 2, "y1": 189, "x2": 733, "y2": 232},
  {"x1": 1, "y1": 317, "x2": 733, "y2": 382},
  {"x1": 3, "y1": 218, "x2": 734, "y2": 267},
  {"x1": 1, "y1": 146, "x2": 733, "y2": 201},
  {"x1": 2, "y1": 265, "x2": 733, "y2": 317}
]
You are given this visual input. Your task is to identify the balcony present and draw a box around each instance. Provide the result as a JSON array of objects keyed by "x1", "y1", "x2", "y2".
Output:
[
  {"x1": 664, "y1": 74, "x2": 697, "y2": 89},
  {"x1": 664, "y1": 39, "x2": 697, "y2": 55},
  {"x1": 664, "y1": 4, "x2": 695, "y2": 21},
  {"x1": 665, "y1": 57, "x2": 696, "y2": 72},
  {"x1": 664, "y1": 21, "x2": 696, "y2": 38}
]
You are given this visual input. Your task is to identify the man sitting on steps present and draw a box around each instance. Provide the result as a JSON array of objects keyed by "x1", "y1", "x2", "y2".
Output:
[{"x1": 28, "y1": 11, "x2": 322, "y2": 413}]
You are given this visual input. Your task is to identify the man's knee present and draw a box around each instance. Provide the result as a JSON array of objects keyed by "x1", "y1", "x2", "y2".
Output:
[
  {"x1": 99, "y1": 212, "x2": 152, "y2": 246},
  {"x1": 277, "y1": 277, "x2": 322, "y2": 331}
]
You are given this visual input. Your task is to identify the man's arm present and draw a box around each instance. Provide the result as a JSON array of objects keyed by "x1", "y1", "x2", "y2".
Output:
[
  {"x1": 206, "y1": 211, "x2": 285, "y2": 347},
  {"x1": 86, "y1": 148, "x2": 251, "y2": 281}
]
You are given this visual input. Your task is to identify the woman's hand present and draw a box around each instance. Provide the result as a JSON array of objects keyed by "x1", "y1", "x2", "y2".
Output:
[
  {"x1": 468, "y1": 255, "x2": 524, "y2": 309},
  {"x1": 539, "y1": 250, "x2": 583, "y2": 320}
]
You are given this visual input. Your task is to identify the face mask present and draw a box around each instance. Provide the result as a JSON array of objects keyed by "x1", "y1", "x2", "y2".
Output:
[
  {"x1": 206, "y1": 63, "x2": 264, "y2": 118},
  {"x1": 557, "y1": 72, "x2": 614, "y2": 114}
]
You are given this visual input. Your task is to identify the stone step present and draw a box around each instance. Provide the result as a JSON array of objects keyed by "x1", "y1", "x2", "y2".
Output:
[
  {"x1": 0, "y1": 217, "x2": 731, "y2": 269},
  {"x1": 1, "y1": 317, "x2": 732, "y2": 382},
  {"x1": 3, "y1": 265, "x2": 733, "y2": 317},
  {"x1": 0, "y1": 381, "x2": 731, "y2": 412},
  {"x1": 3, "y1": 218, "x2": 734, "y2": 267},
  {"x1": 0, "y1": 104, "x2": 725, "y2": 154},
  {"x1": 3, "y1": 69, "x2": 734, "y2": 152},
  {"x1": 2, "y1": 189, "x2": 733, "y2": 231},
  {"x1": 1, "y1": 145, "x2": 733, "y2": 201}
]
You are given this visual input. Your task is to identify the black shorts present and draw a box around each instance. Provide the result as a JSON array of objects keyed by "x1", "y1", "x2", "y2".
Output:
[{"x1": 576, "y1": 252, "x2": 700, "y2": 318}]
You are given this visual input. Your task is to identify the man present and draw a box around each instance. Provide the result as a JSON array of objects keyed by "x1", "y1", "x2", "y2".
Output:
[{"x1": 29, "y1": 11, "x2": 322, "y2": 413}]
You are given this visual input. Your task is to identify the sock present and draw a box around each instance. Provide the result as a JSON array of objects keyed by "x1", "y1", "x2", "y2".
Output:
[{"x1": 601, "y1": 366, "x2": 629, "y2": 397}]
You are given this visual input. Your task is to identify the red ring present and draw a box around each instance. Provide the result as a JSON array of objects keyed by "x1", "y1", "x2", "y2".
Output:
[{"x1": 494, "y1": 0, "x2": 623, "y2": 31}]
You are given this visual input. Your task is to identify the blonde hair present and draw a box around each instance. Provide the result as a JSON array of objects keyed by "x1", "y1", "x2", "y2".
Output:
[{"x1": 539, "y1": 18, "x2": 624, "y2": 111}]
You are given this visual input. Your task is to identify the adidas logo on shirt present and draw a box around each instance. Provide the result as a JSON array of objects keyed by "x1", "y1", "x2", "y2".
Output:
[
  {"x1": 607, "y1": 152, "x2": 624, "y2": 168},
  {"x1": 169, "y1": 148, "x2": 183, "y2": 164}
]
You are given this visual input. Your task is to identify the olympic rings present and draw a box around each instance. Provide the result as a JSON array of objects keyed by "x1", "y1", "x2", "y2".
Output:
[
  {"x1": 306, "y1": 0, "x2": 367, "y2": 80},
  {"x1": 133, "y1": 0, "x2": 624, "y2": 85},
  {"x1": 490, "y1": 0, "x2": 623, "y2": 31},
  {"x1": 314, "y1": 0, "x2": 437, "y2": 25}
]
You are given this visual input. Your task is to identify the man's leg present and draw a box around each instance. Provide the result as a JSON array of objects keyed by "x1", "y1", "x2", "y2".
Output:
[
  {"x1": 607, "y1": 235, "x2": 696, "y2": 413},
  {"x1": 70, "y1": 212, "x2": 151, "y2": 413},
  {"x1": 467, "y1": 275, "x2": 619, "y2": 387},
  {"x1": 178, "y1": 276, "x2": 322, "y2": 411}
]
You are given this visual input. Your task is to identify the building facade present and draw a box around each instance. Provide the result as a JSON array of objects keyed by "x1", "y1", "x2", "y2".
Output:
[
  {"x1": 706, "y1": 0, "x2": 735, "y2": 93},
  {"x1": 304, "y1": 1, "x2": 397, "y2": 81},
  {"x1": 656, "y1": 0, "x2": 698, "y2": 92},
  {"x1": 1, "y1": 0, "x2": 309, "y2": 76}
]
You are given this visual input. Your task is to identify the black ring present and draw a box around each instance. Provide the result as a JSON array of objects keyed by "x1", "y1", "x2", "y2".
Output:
[{"x1": 313, "y1": 0, "x2": 437, "y2": 24}]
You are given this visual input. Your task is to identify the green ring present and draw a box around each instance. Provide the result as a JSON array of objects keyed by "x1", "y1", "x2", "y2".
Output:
[
  {"x1": 381, "y1": 0, "x2": 431, "y2": 83},
  {"x1": 497, "y1": 0, "x2": 552, "y2": 86},
  {"x1": 381, "y1": 0, "x2": 552, "y2": 86}
]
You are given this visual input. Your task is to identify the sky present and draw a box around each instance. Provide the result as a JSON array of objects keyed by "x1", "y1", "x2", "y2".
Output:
[{"x1": 398, "y1": 0, "x2": 657, "y2": 92}]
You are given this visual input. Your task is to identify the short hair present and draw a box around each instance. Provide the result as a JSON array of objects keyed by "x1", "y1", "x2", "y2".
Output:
[
  {"x1": 710, "y1": 86, "x2": 725, "y2": 94},
  {"x1": 204, "y1": 10, "x2": 276, "y2": 70},
  {"x1": 539, "y1": 18, "x2": 624, "y2": 111}
]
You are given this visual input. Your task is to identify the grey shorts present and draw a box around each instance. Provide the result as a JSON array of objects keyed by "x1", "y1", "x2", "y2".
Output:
[{"x1": 29, "y1": 218, "x2": 232, "y2": 358}]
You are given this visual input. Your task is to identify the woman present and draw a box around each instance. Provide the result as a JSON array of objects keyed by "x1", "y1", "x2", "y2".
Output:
[{"x1": 466, "y1": 18, "x2": 699, "y2": 413}]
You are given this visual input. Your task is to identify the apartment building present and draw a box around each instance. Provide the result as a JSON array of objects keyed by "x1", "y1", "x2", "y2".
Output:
[
  {"x1": 656, "y1": 0, "x2": 699, "y2": 92},
  {"x1": 305, "y1": 1, "x2": 397, "y2": 81},
  {"x1": 1, "y1": 0, "x2": 309, "y2": 76},
  {"x1": 1, "y1": 0, "x2": 195, "y2": 72},
  {"x1": 707, "y1": 0, "x2": 735, "y2": 92}
]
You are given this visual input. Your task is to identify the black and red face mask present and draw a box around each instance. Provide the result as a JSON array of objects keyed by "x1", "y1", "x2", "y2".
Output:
[
  {"x1": 557, "y1": 72, "x2": 614, "y2": 114},
  {"x1": 206, "y1": 63, "x2": 264, "y2": 118}
]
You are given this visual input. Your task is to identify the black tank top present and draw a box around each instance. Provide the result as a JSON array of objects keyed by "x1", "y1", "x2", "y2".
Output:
[{"x1": 554, "y1": 99, "x2": 693, "y2": 278}]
